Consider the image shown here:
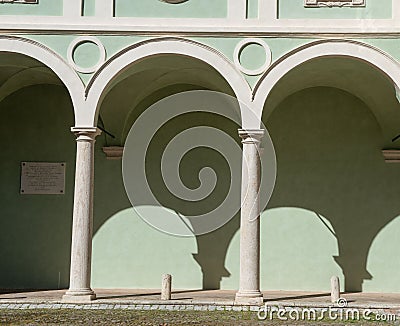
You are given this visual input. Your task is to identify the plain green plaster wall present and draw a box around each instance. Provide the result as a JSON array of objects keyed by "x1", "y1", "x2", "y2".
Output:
[
  {"x1": 247, "y1": 0, "x2": 259, "y2": 19},
  {"x1": 279, "y1": 0, "x2": 392, "y2": 19},
  {"x1": 114, "y1": 0, "x2": 227, "y2": 18},
  {"x1": 82, "y1": 0, "x2": 96, "y2": 17},
  {"x1": 92, "y1": 208, "x2": 203, "y2": 289},
  {"x1": 239, "y1": 43, "x2": 267, "y2": 71},
  {"x1": 0, "y1": 0, "x2": 62, "y2": 16},
  {"x1": 73, "y1": 41, "x2": 101, "y2": 71}
]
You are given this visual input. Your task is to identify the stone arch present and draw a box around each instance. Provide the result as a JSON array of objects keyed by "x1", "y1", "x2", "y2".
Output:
[
  {"x1": 82, "y1": 37, "x2": 251, "y2": 127},
  {"x1": 0, "y1": 35, "x2": 84, "y2": 123},
  {"x1": 253, "y1": 39, "x2": 400, "y2": 127}
]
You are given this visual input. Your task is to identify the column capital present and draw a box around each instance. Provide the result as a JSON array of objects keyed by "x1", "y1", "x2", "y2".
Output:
[
  {"x1": 71, "y1": 127, "x2": 101, "y2": 141},
  {"x1": 238, "y1": 129, "x2": 265, "y2": 144}
]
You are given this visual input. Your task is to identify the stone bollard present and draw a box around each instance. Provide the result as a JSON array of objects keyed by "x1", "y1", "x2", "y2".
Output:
[
  {"x1": 331, "y1": 276, "x2": 340, "y2": 303},
  {"x1": 161, "y1": 274, "x2": 172, "y2": 300}
]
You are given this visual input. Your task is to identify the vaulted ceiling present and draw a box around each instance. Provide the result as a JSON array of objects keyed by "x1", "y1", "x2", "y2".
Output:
[
  {"x1": 263, "y1": 56, "x2": 400, "y2": 148},
  {"x1": 0, "y1": 52, "x2": 62, "y2": 104},
  {"x1": 99, "y1": 54, "x2": 236, "y2": 145}
]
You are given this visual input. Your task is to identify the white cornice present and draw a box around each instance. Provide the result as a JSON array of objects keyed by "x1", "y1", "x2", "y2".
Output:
[
  {"x1": 0, "y1": 16, "x2": 400, "y2": 35},
  {"x1": 1, "y1": 0, "x2": 398, "y2": 35},
  {"x1": 3, "y1": 28, "x2": 400, "y2": 38}
]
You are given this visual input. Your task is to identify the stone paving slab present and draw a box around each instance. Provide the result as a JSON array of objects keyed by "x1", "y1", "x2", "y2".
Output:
[
  {"x1": 1, "y1": 289, "x2": 400, "y2": 314},
  {"x1": 0, "y1": 303, "x2": 240, "y2": 311},
  {"x1": 1, "y1": 302, "x2": 398, "y2": 319}
]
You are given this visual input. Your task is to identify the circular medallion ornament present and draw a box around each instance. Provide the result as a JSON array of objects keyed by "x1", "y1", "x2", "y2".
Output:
[
  {"x1": 234, "y1": 38, "x2": 272, "y2": 76},
  {"x1": 67, "y1": 36, "x2": 106, "y2": 74}
]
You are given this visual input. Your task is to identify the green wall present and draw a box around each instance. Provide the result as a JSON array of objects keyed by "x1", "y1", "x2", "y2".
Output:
[
  {"x1": 114, "y1": 0, "x2": 227, "y2": 18},
  {"x1": 82, "y1": 0, "x2": 95, "y2": 17},
  {"x1": 0, "y1": 84, "x2": 75, "y2": 289},
  {"x1": 262, "y1": 87, "x2": 400, "y2": 292},
  {"x1": 92, "y1": 78, "x2": 241, "y2": 289}
]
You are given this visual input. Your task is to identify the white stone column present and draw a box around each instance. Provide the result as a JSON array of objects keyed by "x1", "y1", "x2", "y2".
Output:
[
  {"x1": 62, "y1": 127, "x2": 101, "y2": 303},
  {"x1": 235, "y1": 129, "x2": 264, "y2": 305}
]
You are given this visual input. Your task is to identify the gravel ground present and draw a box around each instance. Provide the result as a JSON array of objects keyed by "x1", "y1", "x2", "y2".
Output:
[{"x1": 0, "y1": 309, "x2": 397, "y2": 326}]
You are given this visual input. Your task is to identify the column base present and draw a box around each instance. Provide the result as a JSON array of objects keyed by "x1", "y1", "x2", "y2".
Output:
[
  {"x1": 62, "y1": 289, "x2": 96, "y2": 303},
  {"x1": 235, "y1": 291, "x2": 264, "y2": 305}
]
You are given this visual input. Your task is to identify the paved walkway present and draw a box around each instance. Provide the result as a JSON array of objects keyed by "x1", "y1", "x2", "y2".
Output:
[{"x1": 0, "y1": 289, "x2": 399, "y2": 311}]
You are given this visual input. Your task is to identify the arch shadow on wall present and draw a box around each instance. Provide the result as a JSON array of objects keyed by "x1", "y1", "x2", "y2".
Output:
[
  {"x1": 247, "y1": 40, "x2": 400, "y2": 293},
  {"x1": 261, "y1": 85, "x2": 400, "y2": 292},
  {"x1": 90, "y1": 47, "x2": 245, "y2": 290},
  {"x1": 90, "y1": 39, "x2": 400, "y2": 293}
]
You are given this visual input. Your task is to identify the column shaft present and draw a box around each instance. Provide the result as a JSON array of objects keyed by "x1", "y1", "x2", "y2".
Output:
[
  {"x1": 235, "y1": 129, "x2": 264, "y2": 305},
  {"x1": 62, "y1": 128, "x2": 100, "y2": 303}
]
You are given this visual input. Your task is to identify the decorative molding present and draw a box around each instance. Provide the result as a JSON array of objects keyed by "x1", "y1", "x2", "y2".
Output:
[
  {"x1": 233, "y1": 38, "x2": 272, "y2": 76},
  {"x1": 67, "y1": 36, "x2": 106, "y2": 74},
  {"x1": 0, "y1": 0, "x2": 38, "y2": 3},
  {"x1": 382, "y1": 150, "x2": 400, "y2": 163},
  {"x1": 239, "y1": 129, "x2": 265, "y2": 144},
  {"x1": 102, "y1": 146, "x2": 124, "y2": 160},
  {"x1": 304, "y1": 0, "x2": 365, "y2": 7}
]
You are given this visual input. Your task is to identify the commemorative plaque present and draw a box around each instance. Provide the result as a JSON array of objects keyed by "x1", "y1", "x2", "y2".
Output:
[{"x1": 20, "y1": 162, "x2": 66, "y2": 195}]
